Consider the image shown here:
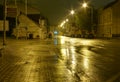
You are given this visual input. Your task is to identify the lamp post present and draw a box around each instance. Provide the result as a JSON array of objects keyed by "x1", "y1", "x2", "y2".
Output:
[
  {"x1": 14, "y1": 1, "x2": 17, "y2": 27},
  {"x1": 15, "y1": 0, "x2": 16, "y2": 5},
  {"x1": 25, "y1": 0, "x2": 27, "y2": 15},
  {"x1": 91, "y1": 7, "x2": 94, "y2": 33},
  {"x1": 15, "y1": 0, "x2": 19, "y2": 39},
  {"x1": 70, "y1": 10, "x2": 76, "y2": 37},
  {"x1": 3, "y1": 0, "x2": 6, "y2": 46},
  {"x1": 82, "y1": 2, "x2": 94, "y2": 33}
]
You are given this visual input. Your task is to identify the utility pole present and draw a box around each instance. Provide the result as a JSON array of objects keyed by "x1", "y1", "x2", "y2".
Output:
[
  {"x1": 91, "y1": 7, "x2": 93, "y2": 33},
  {"x1": 15, "y1": 0, "x2": 18, "y2": 39},
  {"x1": 25, "y1": 0, "x2": 27, "y2": 15},
  {"x1": 15, "y1": 0, "x2": 17, "y2": 25},
  {"x1": 15, "y1": 0, "x2": 16, "y2": 5},
  {"x1": 3, "y1": 0, "x2": 6, "y2": 46}
]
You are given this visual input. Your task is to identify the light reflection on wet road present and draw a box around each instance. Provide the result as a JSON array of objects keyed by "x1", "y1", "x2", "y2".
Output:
[
  {"x1": 58, "y1": 36, "x2": 120, "y2": 82},
  {"x1": 0, "y1": 36, "x2": 120, "y2": 82}
]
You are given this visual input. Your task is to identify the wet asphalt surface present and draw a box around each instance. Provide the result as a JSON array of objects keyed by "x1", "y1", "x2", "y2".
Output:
[{"x1": 0, "y1": 36, "x2": 120, "y2": 82}]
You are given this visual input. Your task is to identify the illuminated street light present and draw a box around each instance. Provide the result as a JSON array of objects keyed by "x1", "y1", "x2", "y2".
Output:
[
  {"x1": 70, "y1": 10, "x2": 75, "y2": 15},
  {"x1": 82, "y1": 2, "x2": 94, "y2": 33},
  {"x1": 82, "y1": 2, "x2": 88, "y2": 8},
  {"x1": 66, "y1": 19, "x2": 69, "y2": 22},
  {"x1": 60, "y1": 21, "x2": 65, "y2": 27},
  {"x1": 60, "y1": 18, "x2": 69, "y2": 28}
]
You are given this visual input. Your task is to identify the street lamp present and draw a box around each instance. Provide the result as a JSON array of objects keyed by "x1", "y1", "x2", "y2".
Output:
[
  {"x1": 82, "y1": 2, "x2": 88, "y2": 8},
  {"x1": 65, "y1": 19, "x2": 69, "y2": 22},
  {"x1": 82, "y1": 2, "x2": 94, "y2": 33},
  {"x1": 70, "y1": 10, "x2": 75, "y2": 15}
]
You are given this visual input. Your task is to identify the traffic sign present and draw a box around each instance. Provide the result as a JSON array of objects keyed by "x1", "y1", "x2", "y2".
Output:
[{"x1": 6, "y1": 6, "x2": 18, "y2": 17}]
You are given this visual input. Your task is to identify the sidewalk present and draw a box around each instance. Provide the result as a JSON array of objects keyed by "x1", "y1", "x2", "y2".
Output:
[{"x1": 0, "y1": 38, "x2": 74, "y2": 82}]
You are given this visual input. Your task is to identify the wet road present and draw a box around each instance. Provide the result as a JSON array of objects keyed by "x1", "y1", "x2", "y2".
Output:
[
  {"x1": 56, "y1": 36, "x2": 120, "y2": 82},
  {"x1": 0, "y1": 36, "x2": 120, "y2": 82}
]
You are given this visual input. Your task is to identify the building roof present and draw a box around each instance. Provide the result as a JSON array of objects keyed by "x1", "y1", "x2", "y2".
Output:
[{"x1": 104, "y1": 0, "x2": 118, "y2": 9}]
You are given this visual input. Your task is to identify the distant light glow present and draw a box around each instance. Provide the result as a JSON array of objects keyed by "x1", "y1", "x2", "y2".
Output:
[
  {"x1": 60, "y1": 20, "x2": 66, "y2": 27},
  {"x1": 54, "y1": 31, "x2": 58, "y2": 35},
  {"x1": 82, "y1": 2, "x2": 88, "y2": 8},
  {"x1": 70, "y1": 10, "x2": 75, "y2": 15},
  {"x1": 66, "y1": 19, "x2": 69, "y2": 22}
]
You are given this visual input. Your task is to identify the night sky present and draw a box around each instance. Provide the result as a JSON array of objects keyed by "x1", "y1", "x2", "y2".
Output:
[{"x1": 0, "y1": 0, "x2": 115, "y2": 25}]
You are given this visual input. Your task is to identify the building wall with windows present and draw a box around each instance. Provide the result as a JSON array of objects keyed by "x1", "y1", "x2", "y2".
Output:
[
  {"x1": 12, "y1": 14, "x2": 41, "y2": 39},
  {"x1": 98, "y1": 0, "x2": 120, "y2": 38},
  {"x1": 98, "y1": 7, "x2": 112, "y2": 38},
  {"x1": 112, "y1": 0, "x2": 120, "y2": 37}
]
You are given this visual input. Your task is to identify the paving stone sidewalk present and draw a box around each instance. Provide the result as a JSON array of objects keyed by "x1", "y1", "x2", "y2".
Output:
[{"x1": 0, "y1": 39, "x2": 74, "y2": 82}]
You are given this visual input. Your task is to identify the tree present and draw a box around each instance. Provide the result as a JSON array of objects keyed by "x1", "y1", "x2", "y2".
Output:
[{"x1": 75, "y1": 10, "x2": 91, "y2": 31}]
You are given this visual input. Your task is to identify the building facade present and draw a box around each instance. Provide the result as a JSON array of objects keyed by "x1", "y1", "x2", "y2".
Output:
[
  {"x1": 12, "y1": 14, "x2": 42, "y2": 39},
  {"x1": 98, "y1": 0, "x2": 120, "y2": 38}
]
